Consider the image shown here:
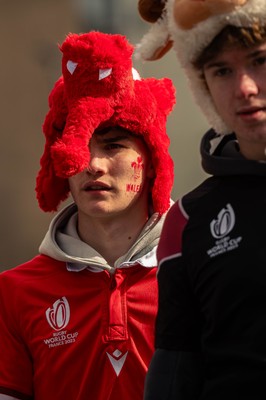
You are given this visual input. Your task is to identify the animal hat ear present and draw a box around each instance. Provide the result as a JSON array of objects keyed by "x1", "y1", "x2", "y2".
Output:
[
  {"x1": 136, "y1": 0, "x2": 173, "y2": 60},
  {"x1": 138, "y1": 0, "x2": 166, "y2": 22},
  {"x1": 35, "y1": 77, "x2": 70, "y2": 212}
]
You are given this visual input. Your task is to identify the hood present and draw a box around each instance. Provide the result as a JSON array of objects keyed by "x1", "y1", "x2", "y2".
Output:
[
  {"x1": 39, "y1": 202, "x2": 170, "y2": 273},
  {"x1": 201, "y1": 129, "x2": 266, "y2": 177}
]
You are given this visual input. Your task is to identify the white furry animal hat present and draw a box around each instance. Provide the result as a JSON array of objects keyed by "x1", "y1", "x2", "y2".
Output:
[{"x1": 136, "y1": 0, "x2": 266, "y2": 134}]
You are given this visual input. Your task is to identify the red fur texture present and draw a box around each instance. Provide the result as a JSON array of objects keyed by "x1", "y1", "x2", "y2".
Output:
[{"x1": 36, "y1": 31, "x2": 175, "y2": 214}]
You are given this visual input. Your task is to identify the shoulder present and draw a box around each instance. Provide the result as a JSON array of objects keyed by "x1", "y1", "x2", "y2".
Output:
[
  {"x1": 182, "y1": 176, "x2": 220, "y2": 215},
  {"x1": 157, "y1": 199, "x2": 187, "y2": 263},
  {"x1": 164, "y1": 176, "x2": 219, "y2": 226},
  {"x1": 0, "y1": 256, "x2": 67, "y2": 318},
  {"x1": 157, "y1": 177, "x2": 220, "y2": 263},
  {"x1": 0, "y1": 255, "x2": 65, "y2": 287}
]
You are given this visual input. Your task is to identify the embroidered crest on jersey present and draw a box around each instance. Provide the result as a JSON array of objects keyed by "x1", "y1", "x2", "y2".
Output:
[
  {"x1": 43, "y1": 296, "x2": 79, "y2": 348},
  {"x1": 207, "y1": 204, "x2": 242, "y2": 258},
  {"x1": 210, "y1": 203, "x2": 235, "y2": 239},
  {"x1": 46, "y1": 296, "x2": 70, "y2": 330},
  {"x1": 106, "y1": 349, "x2": 128, "y2": 376}
]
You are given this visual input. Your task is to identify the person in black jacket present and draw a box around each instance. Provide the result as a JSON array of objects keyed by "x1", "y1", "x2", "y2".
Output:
[{"x1": 136, "y1": 0, "x2": 266, "y2": 399}]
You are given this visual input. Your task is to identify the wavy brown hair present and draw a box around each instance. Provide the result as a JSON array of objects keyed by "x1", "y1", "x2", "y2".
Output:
[{"x1": 194, "y1": 24, "x2": 266, "y2": 70}]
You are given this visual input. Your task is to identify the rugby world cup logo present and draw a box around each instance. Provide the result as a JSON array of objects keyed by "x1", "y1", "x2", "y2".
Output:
[
  {"x1": 46, "y1": 296, "x2": 70, "y2": 331},
  {"x1": 210, "y1": 203, "x2": 235, "y2": 239}
]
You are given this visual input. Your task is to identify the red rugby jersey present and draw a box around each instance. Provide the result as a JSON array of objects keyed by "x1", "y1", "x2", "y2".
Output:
[{"x1": 0, "y1": 255, "x2": 158, "y2": 400}]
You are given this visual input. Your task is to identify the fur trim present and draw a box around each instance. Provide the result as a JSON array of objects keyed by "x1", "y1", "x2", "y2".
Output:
[
  {"x1": 135, "y1": 14, "x2": 171, "y2": 61},
  {"x1": 36, "y1": 31, "x2": 175, "y2": 214}
]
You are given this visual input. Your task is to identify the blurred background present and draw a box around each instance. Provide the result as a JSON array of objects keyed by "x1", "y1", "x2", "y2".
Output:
[{"x1": 0, "y1": 0, "x2": 208, "y2": 270}]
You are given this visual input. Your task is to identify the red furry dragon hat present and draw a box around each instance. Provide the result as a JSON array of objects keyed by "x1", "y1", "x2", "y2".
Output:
[{"x1": 36, "y1": 31, "x2": 176, "y2": 214}]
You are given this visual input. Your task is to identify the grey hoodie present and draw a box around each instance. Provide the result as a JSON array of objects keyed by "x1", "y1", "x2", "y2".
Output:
[{"x1": 39, "y1": 202, "x2": 169, "y2": 274}]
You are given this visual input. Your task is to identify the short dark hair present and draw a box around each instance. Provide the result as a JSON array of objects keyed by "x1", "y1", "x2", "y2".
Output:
[
  {"x1": 193, "y1": 24, "x2": 266, "y2": 70},
  {"x1": 94, "y1": 125, "x2": 141, "y2": 140}
]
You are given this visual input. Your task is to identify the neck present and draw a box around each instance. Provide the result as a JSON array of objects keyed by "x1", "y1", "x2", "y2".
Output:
[
  {"x1": 77, "y1": 209, "x2": 150, "y2": 267},
  {"x1": 238, "y1": 139, "x2": 266, "y2": 161}
]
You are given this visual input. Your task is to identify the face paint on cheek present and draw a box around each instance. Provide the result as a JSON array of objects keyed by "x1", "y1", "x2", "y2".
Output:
[
  {"x1": 126, "y1": 183, "x2": 142, "y2": 193},
  {"x1": 131, "y1": 156, "x2": 144, "y2": 181}
]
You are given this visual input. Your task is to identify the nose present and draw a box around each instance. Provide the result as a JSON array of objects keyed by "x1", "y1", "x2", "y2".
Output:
[
  {"x1": 235, "y1": 72, "x2": 259, "y2": 99},
  {"x1": 86, "y1": 149, "x2": 106, "y2": 175}
]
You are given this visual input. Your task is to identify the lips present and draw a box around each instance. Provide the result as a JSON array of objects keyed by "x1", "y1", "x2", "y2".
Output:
[
  {"x1": 82, "y1": 182, "x2": 111, "y2": 191},
  {"x1": 237, "y1": 106, "x2": 266, "y2": 116}
]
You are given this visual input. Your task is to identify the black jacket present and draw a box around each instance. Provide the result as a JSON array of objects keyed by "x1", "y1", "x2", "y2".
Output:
[{"x1": 144, "y1": 130, "x2": 266, "y2": 400}]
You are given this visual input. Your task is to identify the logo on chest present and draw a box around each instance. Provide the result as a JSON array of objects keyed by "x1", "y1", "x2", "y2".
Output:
[
  {"x1": 46, "y1": 296, "x2": 70, "y2": 330},
  {"x1": 43, "y1": 296, "x2": 79, "y2": 348},
  {"x1": 207, "y1": 203, "x2": 242, "y2": 258}
]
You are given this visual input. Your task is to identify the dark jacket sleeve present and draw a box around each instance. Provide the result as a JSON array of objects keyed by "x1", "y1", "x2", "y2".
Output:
[{"x1": 144, "y1": 349, "x2": 204, "y2": 400}]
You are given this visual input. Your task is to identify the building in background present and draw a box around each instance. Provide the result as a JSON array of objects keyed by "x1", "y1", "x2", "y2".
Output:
[{"x1": 0, "y1": 0, "x2": 207, "y2": 269}]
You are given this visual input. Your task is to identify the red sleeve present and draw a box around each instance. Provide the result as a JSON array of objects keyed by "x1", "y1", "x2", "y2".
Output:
[
  {"x1": 0, "y1": 273, "x2": 33, "y2": 400},
  {"x1": 157, "y1": 199, "x2": 188, "y2": 265},
  {"x1": 155, "y1": 199, "x2": 202, "y2": 352}
]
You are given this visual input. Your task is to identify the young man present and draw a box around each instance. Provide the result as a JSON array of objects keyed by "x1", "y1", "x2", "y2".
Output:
[
  {"x1": 136, "y1": 0, "x2": 266, "y2": 399},
  {"x1": 0, "y1": 31, "x2": 176, "y2": 400}
]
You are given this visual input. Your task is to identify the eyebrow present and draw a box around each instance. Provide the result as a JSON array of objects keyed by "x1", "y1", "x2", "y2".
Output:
[
  {"x1": 204, "y1": 61, "x2": 227, "y2": 71},
  {"x1": 204, "y1": 49, "x2": 266, "y2": 71},
  {"x1": 96, "y1": 134, "x2": 131, "y2": 144}
]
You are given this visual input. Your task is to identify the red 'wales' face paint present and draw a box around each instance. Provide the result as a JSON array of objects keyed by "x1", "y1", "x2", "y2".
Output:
[
  {"x1": 131, "y1": 156, "x2": 144, "y2": 181},
  {"x1": 126, "y1": 183, "x2": 142, "y2": 193}
]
